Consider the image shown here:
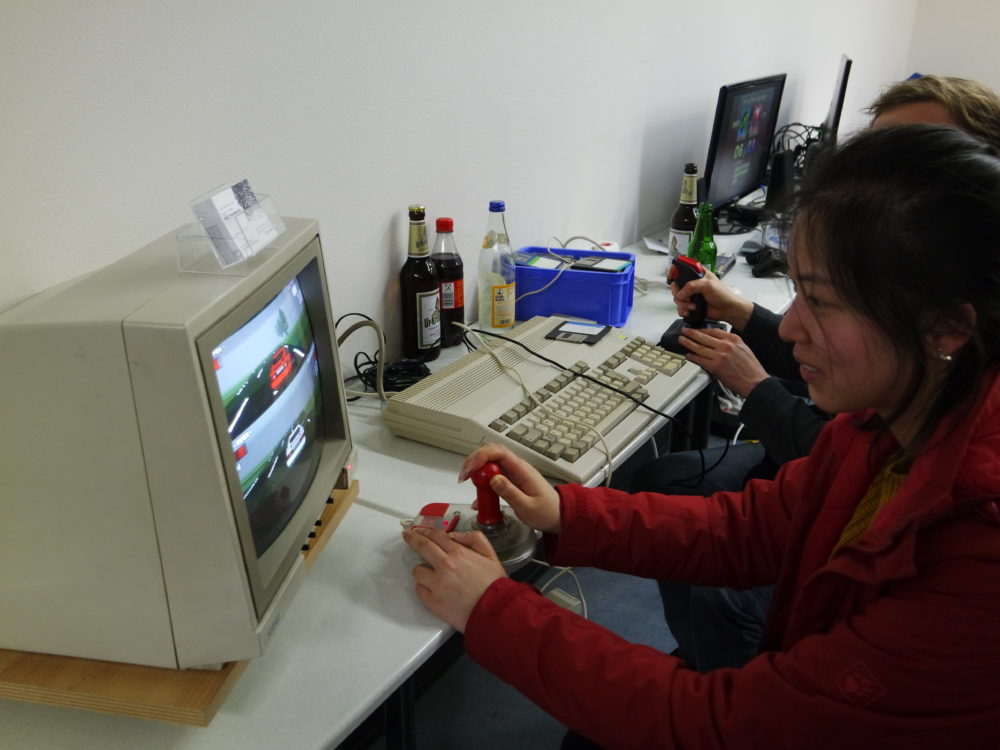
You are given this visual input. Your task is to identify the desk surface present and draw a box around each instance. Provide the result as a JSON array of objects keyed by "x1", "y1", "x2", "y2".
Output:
[
  {"x1": 0, "y1": 229, "x2": 793, "y2": 750},
  {"x1": 629, "y1": 233, "x2": 793, "y2": 321},
  {"x1": 0, "y1": 503, "x2": 449, "y2": 750},
  {"x1": 351, "y1": 232, "x2": 796, "y2": 516}
]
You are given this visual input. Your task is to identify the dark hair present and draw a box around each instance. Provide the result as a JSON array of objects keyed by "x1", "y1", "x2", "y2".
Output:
[
  {"x1": 866, "y1": 75, "x2": 1000, "y2": 151},
  {"x1": 791, "y1": 124, "x2": 1000, "y2": 451}
]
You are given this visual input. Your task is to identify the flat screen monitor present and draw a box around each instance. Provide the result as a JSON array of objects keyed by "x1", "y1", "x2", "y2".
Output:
[
  {"x1": 702, "y1": 73, "x2": 787, "y2": 214},
  {"x1": 819, "y1": 55, "x2": 853, "y2": 145},
  {"x1": 0, "y1": 218, "x2": 354, "y2": 669}
]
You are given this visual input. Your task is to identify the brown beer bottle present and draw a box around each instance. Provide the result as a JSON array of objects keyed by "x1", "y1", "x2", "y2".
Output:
[
  {"x1": 668, "y1": 163, "x2": 699, "y2": 258},
  {"x1": 399, "y1": 205, "x2": 441, "y2": 361}
]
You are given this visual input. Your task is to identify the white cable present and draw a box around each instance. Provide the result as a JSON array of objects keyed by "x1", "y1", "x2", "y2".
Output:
[
  {"x1": 336, "y1": 319, "x2": 389, "y2": 401},
  {"x1": 514, "y1": 236, "x2": 575, "y2": 304},
  {"x1": 455, "y1": 322, "x2": 615, "y2": 486},
  {"x1": 344, "y1": 387, "x2": 398, "y2": 399},
  {"x1": 531, "y1": 559, "x2": 589, "y2": 619},
  {"x1": 554, "y1": 235, "x2": 605, "y2": 250}
]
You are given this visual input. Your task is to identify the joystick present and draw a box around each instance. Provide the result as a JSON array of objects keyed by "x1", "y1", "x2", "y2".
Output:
[
  {"x1": 667, "y1": 254, "x2": 709, "y2": 326},
  {"x1": 469, "y1": 462, "x2": 504, "y2": 528},
  {"x1": 660, "y1": 255, "x2": 709, "y2": 354},
  {"x1": 406, "y1": 462, "x2": 538, "y2": 573}
]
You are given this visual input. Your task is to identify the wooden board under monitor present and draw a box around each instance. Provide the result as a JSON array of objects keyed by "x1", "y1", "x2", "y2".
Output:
[{"x1": 0, "y1": 479, "x2": 359, "y2": 727}]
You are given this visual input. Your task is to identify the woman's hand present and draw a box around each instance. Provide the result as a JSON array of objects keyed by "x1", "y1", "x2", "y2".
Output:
[
  {"x1": 459, "y1": 444, "x2": 562, "y2": 534},
  {"x1": 678, "y1": 326, "x2": 768, "y2": 397},
  {"x1": 403, "y1": 526, "x2": 506, "y2": 632},
  {"x1": 671, "y1": 270, "x2": 754, "y2": 330}
]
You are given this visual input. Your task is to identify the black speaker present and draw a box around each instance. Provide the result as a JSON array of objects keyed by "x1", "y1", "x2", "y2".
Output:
[{"x1": 765, "y1": 149, "x2": 795, "y2": 211}]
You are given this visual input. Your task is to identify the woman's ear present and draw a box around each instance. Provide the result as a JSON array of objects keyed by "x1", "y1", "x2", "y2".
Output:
[{"x1": 927, "y1": 302, "x2": 976, "y2": 360}]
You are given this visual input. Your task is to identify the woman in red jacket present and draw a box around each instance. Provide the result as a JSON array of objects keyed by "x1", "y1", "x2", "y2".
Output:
[{"x1": 403, "y1": 124, "x2": 1000, "y2": 749}]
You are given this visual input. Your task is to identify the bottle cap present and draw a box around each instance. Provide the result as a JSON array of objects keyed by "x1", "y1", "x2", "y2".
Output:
[
  {"x1": 436, "y1": 217, "x2": 454, "y2": 232},
  {"x1": 408, "y1": 204, "x2": 426, "y2": 221},
  {"x1": 684, "y1": 163, "x2": 698, "y2": 174},
  {"x1": 489, "y1": 200, "x2": 506, "y2": 212}
]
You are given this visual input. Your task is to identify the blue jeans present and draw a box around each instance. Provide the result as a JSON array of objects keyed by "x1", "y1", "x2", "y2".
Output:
[
  {"x1": 629, "y1": 442, "x2": 775, "y2": 672},
  {"x1": 628, "y1": 441, "x2": 768, "y2": 497},
  {"x1": 657, "y1": 582, "x2": 773, "y2": 671}
]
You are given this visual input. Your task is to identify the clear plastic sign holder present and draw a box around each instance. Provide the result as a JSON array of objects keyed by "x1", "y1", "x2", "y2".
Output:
[{"x1": 176, "y1": 193, "x2": 286, "y2": 276}]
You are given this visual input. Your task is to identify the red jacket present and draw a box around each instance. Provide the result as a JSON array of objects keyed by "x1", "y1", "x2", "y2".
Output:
[{"x1": 465, "y1": 374, "x2": 1000, "y2": 749}]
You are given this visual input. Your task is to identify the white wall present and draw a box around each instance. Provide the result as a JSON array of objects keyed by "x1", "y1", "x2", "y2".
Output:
[
  {"x1": 908, "y1": 0, "x2": 1000, "y2": 90},
  {"x1": 1, "y1": 0, "x2": 918, "y2": 363}
]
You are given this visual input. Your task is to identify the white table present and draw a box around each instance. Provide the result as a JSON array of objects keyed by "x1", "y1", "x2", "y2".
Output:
[
  {"x1": 0, "y1": 503, "x2": 448, "y2": 750},
  {"x1": 628, "y1": 231, "x2": 794, "y2": 323},
  {"x1": 352, "y1": 229, "x2": 796, "y2": 519},
  {"x1": 0, "y1": 230, "x2": 793, "y2": 750}
]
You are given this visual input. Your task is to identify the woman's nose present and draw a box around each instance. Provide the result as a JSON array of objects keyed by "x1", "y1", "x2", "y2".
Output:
[{"x1": 779, "y1": 296, "x2": 807, "y2": 343}]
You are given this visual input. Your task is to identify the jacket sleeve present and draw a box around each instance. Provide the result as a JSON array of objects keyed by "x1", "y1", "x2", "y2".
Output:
[
  {"x1": 464, "y1": 509, "x2": 1000, "y2": 749},
  {"x1": 540, "y1": 461, "x2": 805, "y2": 589},
  {"x1": 738, "y1": 304, "x2": 799, "y2": 379},
  {"x1": 739, "y1": 377, "x2": 828, "y2": 465}
]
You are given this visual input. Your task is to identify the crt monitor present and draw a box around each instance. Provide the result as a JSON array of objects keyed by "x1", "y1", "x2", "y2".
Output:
[
  {"x1": 702, "y1": 73, "x2": 786, "y2": 225},
  {"x1": 818, "y1": 54, "x2": 853, "y2": 146},
  {"x1": 0, "y1": 217, "x2": 354, "y2": 669}
]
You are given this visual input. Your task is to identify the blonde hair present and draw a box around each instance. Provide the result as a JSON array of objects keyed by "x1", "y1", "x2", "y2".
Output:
[{"x1": 866, "y1": 75, "x2": 1000, "y2": 150}]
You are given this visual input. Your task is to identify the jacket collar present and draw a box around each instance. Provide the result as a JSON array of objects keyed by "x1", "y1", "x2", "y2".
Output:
[{"x1": 828, "y1": 368, "x2": 1000, "y2": 580}]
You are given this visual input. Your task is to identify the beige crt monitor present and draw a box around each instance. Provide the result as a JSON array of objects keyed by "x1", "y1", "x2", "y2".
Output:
[{"x1": 0, "y1": 218, "x2": 353, "y2": 669}]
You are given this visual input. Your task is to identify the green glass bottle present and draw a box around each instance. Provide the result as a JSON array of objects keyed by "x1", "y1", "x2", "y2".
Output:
[
  {"x1": 687, "y1": 206, "x2": 705, "y2": 260},
  {"x1": 691, "y1": 202, "x2": 717, "y2": 272}
]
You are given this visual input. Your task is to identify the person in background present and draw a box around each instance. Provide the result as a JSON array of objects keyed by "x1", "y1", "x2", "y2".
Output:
[
  {"x1": 867, "y1": 74, "x2": 1000, "y2": 136},
  {"x1": 638, "y1": 74, "x2": 1000, "y2": 672},
  {"x1": 404, "y1": 124, "x2": 1000, "y2": 749}
]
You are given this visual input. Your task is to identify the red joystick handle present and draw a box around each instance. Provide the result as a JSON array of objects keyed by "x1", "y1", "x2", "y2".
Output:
[{"x1": 470, "y1": 462, "x2": 504, "y2": 526}]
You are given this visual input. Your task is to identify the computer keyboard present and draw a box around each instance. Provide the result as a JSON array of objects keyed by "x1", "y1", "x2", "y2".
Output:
[{"x1": 382, "y1": 316, "x2": 706, "y2": 486}]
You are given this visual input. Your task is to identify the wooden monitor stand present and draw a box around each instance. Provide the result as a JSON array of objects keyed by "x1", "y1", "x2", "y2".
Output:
[{"x1": 0, "y1": 480, "x2": 359, "y2": 727}]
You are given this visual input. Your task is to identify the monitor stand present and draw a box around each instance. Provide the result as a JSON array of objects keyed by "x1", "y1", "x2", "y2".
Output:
[
  {"x1": 0, "y1": 480, "x2": 359, "y2": 727},
  {"x1": 714, "y1": 203, "x2": 765, "y2": 235}
]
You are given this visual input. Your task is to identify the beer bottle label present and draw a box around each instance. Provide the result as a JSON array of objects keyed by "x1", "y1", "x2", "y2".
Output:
[
  {"x1": 667, "y1": 229, "x2": 691, "y2": 258},
  {"x1": 416, "y1": 289, "x2": 441, "y2": 348},
  {"x1": 679, "y1": 174, "x2": 697, "y2": 204}
]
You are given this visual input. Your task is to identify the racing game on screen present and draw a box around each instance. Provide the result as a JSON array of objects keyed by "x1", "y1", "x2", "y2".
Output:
[{"x1": 211, "y1": 277, "x2": 324, "y2": 556}]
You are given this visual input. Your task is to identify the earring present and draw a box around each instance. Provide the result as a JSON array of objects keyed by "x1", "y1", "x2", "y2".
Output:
[{"x1": 937, "y1": 348, "x2": 954, "y2": 362}]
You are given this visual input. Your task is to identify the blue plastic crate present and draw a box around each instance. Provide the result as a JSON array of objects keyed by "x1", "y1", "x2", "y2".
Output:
[{"x1": 514, "y1": 246, "x2": 634, "y2": 327}]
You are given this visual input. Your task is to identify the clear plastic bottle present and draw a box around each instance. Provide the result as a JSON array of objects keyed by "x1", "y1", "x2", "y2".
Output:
[
  {"x1": 477, "y1": 200, "x2": 516, "y2": 333},
  {"x1": 431, "y1": 217, "x2": 465, "y2": 347}
]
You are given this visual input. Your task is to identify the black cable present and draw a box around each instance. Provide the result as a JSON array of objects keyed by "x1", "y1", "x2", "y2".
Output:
[
  {"x1": 336, "y1": 314, "x2": 380, "y2": 402},
  {"x1": 465, "y1": 326, "x2": 700, "y2": 442},
  {"x1": 666, "y1": 417, "x2": 737, "y2": 489},
  {"x1": 355, "y1": 352, "x2": 429, "y2": 393},
  {"x1": 465, "y1": 327, "x2": 749, "y2": 488},
  {"x1": 335, "y1": 311, "x2": 375, "y2": 327}
]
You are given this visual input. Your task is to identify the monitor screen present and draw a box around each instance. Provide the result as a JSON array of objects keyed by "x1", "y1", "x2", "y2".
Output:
[
  {"x1": 819, "y1": 55, "x2": 853, "y2": 145},
  {"x1": 212, "y1": 276, "x2": 324, "y2": 557},
  {"x1": 703, "y1": 74, "x2": 786, "y2": 210}
]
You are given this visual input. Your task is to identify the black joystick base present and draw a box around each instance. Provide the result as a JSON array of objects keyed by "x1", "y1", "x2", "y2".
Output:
[
  {"x1": 662, "y1": 255, "x2": 718, "y2": 354},
  {"x1": 659, "y1": 318, "x2": 725, "y2": 354}
]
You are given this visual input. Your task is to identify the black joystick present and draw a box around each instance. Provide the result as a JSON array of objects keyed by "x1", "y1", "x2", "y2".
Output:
[{"x1": 660, "y1": 255, "x2": 708, "y2": 354}]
